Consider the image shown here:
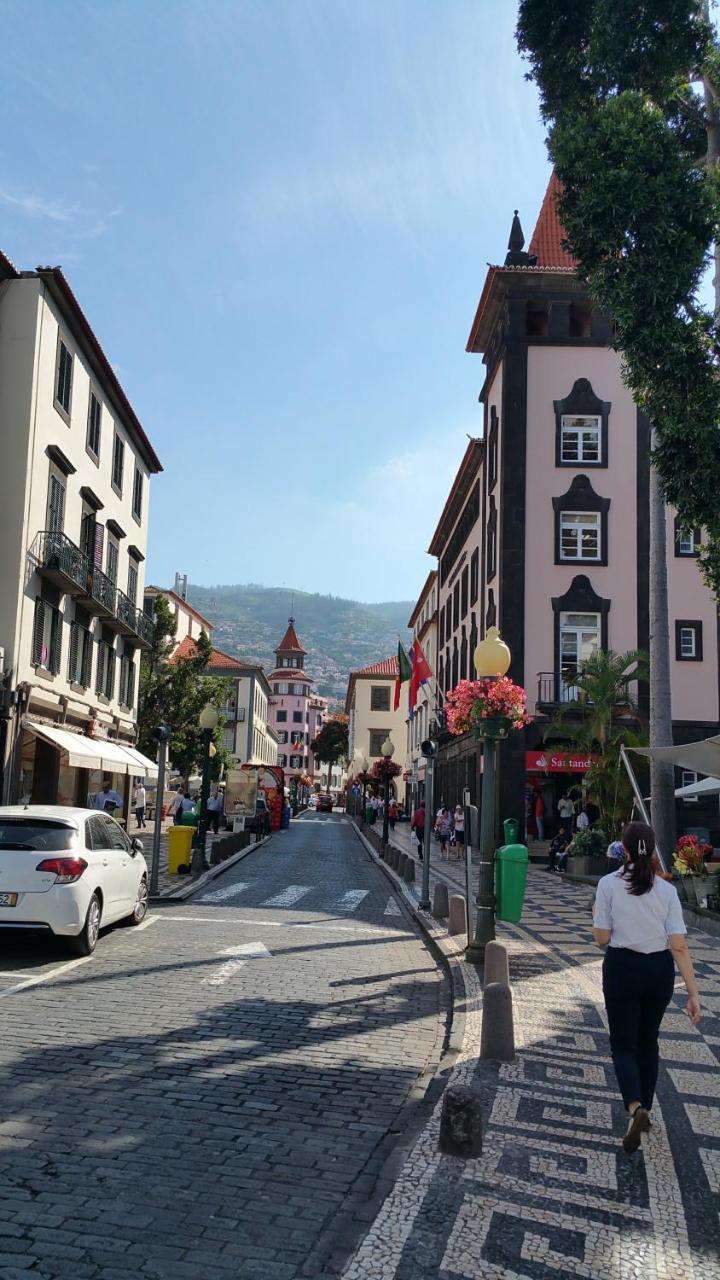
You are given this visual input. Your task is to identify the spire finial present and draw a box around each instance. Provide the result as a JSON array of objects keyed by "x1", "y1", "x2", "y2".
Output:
[{"x1": 505, "y1": 209, "x2": 537, "y2": 267}]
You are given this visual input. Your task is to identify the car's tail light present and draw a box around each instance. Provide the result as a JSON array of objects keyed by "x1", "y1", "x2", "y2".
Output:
[{"x1": 35, "y1": 857, "x2": 88, "y2": 884}]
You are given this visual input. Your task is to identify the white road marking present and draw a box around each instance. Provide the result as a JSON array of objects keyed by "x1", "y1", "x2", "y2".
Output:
[
  {"x1": 384, "y1": 897, "x2": 403, "y2": 917},
  {"x1": 203, "y1": 941, "x2": 272, "y2": 987},
  {"x1": 332, "y1": 890, "x2": 369, "y2": 913},
  {"x1": 0, "y1": 955, "x2": 93, "y2": 998},
  {"x1": 135, "y1": 914, "x2": 159, "y2": 932},
  {"x1": 262, "y1": 885, "x2": 311, "y2": 907},
  {"x1": 199, "y1": 881, "x2": 252, "y2": 904}
]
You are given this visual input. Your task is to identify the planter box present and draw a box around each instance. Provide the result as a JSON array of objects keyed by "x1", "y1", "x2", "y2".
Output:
[{"x1": 569, "y1": 854, "x2": 606, "y2": 878}]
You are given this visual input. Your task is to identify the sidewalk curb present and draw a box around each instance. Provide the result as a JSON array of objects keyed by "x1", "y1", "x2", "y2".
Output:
[{"x1": 149, "y1": 835, "x2": 271, "y2": 904}]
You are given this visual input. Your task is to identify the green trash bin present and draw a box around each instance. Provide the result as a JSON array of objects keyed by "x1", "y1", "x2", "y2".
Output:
[
  {"x1": 181, "y1": 810, "x2": 198, "y2": 827},
  {"x1": 503, "y1": 818, "x2": 520, "y2": 845},
  {"x1": 496, "y1": 842, "x2": 529, "y2": 923}
]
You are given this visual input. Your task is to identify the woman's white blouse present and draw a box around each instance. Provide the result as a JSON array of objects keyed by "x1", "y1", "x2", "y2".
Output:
[{"x1": 593, "y1": 869, "x2": 687, "y2": 954}]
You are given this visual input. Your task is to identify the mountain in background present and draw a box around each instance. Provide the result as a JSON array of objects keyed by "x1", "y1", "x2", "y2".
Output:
[{"x1": 186, "y1": 583, "x2": 413, "y2": 704}]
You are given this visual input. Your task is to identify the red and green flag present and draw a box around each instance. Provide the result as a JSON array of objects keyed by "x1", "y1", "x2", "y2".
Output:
[{"x1": 394, "y1": 641, "x2": 413, "y2": 710}]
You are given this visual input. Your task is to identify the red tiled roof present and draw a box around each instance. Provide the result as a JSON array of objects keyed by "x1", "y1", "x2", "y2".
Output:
[
  {"x1": 529, "y1": 171, "x2": 577, "y2": 269},
  {"x1": 275, "y1": 620, "x2": 306, "y2": 655},
  {"x1": 268, "y1": 668, "x2": 311, "y2": 683},
  {"x1": 354, "y1": 657, "x2": 399, "y2": 678},
  {"x1": 171, "y1": 635, "x2": 251, "y2": 671},
  {"x1": 0, "y1": 249, "x2": 19, "y2": 278}
]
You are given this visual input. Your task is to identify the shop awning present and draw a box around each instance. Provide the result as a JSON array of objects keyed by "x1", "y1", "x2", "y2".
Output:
[
  {"x1": 632, "y1": 736, "x2": 720, "y2": 777},
  {"x1": 26, "y1": 723, "x2": 158, "y2": 778}
]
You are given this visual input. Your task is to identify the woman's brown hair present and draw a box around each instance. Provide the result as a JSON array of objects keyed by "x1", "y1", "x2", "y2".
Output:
[{"x1": 621, "y1": 821, "x2": 656, "y2": 896}]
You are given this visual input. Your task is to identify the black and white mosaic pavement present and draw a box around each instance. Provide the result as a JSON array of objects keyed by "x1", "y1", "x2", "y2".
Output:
[{"x1": 343, "y1": 867, "x2": 720, "y2": 1280}]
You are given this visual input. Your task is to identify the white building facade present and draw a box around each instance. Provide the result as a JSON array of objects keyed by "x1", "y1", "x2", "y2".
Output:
[
  {"x1": 405, "y1": 570, "x2": 438, "y2": 810},
  {"x1": 0, "y1": 253, "x2": 162, "y2": 808}
]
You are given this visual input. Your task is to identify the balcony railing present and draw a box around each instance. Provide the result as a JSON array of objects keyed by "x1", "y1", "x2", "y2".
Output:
[
  {"x1": 134, "y1": 609, "x2": 153, "y2": 648},
  {"x1": 77, "y1": 565, "x2": 116, "y2": 618},
  {"x1": 33, "y1": 531, "x2": 89, "y2": 595},
  {"x1": 537, "y1": 671, "x2": 583, "y2": 708},
  {"x1": 111, "y1": 587, "x2": 137, "y2": 635}
]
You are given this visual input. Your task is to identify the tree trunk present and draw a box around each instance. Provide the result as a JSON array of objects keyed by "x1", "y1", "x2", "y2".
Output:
[{"x1": 648, "y1": 439, "x2": 676, "y2": 861}]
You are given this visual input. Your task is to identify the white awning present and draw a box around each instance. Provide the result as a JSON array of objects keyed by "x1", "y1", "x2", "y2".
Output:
[
  {"x1": 25, "y1": 723, "x2": 158, "y2": 778},
  {"x1": 632, "y1": 736, "x2": 720, "y2": 777},
  {"x1": 674, "y1": 776, "x2": 720, "y2": 799}
]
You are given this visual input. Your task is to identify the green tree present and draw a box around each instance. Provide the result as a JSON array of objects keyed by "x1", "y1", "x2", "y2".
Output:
[
  {"x1": 515, "y1": 0, "x2": 718, "y2": 845},
  {"x1": 546, "y1": 649, "x2": 649, "y2": 836},
  {"x1": 137, "y1": 596, "x2": 232, "y2": 781},
  {"x1": 310, "y1": 717, "x2": 349, "y2": 789}
]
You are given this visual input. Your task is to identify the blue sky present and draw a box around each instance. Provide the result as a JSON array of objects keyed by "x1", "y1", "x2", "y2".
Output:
[{"x1": 2, "y1": 0, "x2": 550, "y2": 604}]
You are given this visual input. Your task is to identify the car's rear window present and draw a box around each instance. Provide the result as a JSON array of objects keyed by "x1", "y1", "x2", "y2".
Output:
[{"x1": 0, "y1": 821, "x2": 77, "y2": 851}]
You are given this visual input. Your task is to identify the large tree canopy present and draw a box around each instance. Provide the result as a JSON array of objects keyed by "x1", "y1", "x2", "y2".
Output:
[
  {"x1": 137, "y1": 595, "x2": 232, "y2": 780},
  {"x1": 517, "y1": 0, "x2": 720, "y2": 593}
]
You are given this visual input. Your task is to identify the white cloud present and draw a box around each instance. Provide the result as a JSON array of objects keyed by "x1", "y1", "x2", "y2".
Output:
[{"x1": 0, "y1": 187, "x2": 81, "y2": 223}]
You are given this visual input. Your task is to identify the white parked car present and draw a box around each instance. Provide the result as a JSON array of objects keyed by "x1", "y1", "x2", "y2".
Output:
[{"x1": 0, "y1": 806, "x2": 149, "y2": 956}]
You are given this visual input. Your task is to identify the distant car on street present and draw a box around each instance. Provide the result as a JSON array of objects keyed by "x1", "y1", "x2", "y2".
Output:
[
  {"x1": 316, "y1": 794, "x2": 334, "y2": 813},
  {"x1": 0, "y1": 806, "x2": 149, "y2": 956}
]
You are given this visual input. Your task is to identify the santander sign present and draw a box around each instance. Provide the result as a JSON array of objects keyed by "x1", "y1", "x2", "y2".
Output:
[{"x1": 525, "y1": 750, "x2": 596, "y2": 773}]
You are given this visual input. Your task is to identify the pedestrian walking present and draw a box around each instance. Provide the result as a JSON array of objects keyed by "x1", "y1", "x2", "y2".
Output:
[
  {"x1": 558, "y1": 792, "x2": 575, "y2": 825},
  {"x1": 576, "y1": 804, "x2": 591, "y2": 832},
  {"x1": 388, "y1": 800, "x2": 398, "y2": 830},
  {"x1": 411, "y1": 804, "x2": 426, "y2": 861},
  {"x1": 435, "y1": 807, "x2": 452, "y2": 858},
  {"x1": 593, "y1": 821, "x2": 701, "y2": 1153},
  {"x1": 95, "y1": 779, "x2": 122, "y2": 814},
  {"x1": 171, "y1": 788, "x2": 185, "y2": 825},
  {"x1": 207, "y1": 788, "x2": 223, "y2": 835},
  {"x1": 452, "y1": 805, "x2": 464, "y2": 859},
  {"x1": 534, "y1": 791, "x2": 545, "y2": 841},
  {"x1": 133, "y1": 782, "x2": 146, "y2": 829}
]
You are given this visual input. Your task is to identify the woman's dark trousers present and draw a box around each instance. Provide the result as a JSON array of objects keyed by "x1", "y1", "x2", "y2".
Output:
[{"x1": 602, "y1": 947, "x2": 675, "y2": 1111}]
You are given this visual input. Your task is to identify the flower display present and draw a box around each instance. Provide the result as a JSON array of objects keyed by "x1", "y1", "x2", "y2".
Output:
[
  {"x1": 445, "y1": 677, "x2": 532, "y2": 737},
  {"x1": 673, "y1": 834, "x2": 712, "y2": 877},
  {"x1": 369, "y1": 758, "x2": 402, "y2": 780}
]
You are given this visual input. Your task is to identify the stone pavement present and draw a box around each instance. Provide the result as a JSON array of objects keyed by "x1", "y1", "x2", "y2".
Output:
[
  {"x1": 344, "y1": 822, "x2": 720, "y2": 1280},
  {"x1": 0, "y1": 813, "x2": 447, "y2": 1280},
  {"x1": 127, "y1": 814, "x2": 253, "y2": 899}
]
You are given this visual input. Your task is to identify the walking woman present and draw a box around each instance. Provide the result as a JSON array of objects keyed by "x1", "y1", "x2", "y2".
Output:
[
  {"x1": 435, "y1": 807, "x2": 453, "y2": 859},
  {"x1": 593, "y1": 821, "x2": 701, "y2": 1153}
]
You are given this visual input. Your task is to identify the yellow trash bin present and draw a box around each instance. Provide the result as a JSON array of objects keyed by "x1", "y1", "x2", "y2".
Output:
[{"x1": 168, "y1": 825, "x2": 194, "y2": 874}]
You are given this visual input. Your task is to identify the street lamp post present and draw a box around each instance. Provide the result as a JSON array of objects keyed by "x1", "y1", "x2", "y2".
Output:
[
  {"x1": 380, "y1": 736, "x2": 395, "y2": 847},
  {"x1": 465, "y1": 627, "x2": 512, "y2": 965},
  {"x1": 191, "y1": 702, "x2": 219, "y2": 878}
]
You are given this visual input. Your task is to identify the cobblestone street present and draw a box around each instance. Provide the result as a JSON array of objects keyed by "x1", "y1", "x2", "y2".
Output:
[
  {"x1": 344, "y1": 825, "x2": 720, "y2": 1280},
  {"x1": 0, "y1": 814, "x2": 447, "y2": 1280}
]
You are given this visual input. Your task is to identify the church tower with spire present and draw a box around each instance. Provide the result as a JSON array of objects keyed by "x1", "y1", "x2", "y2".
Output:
[{"x1": 266, "y1": 617, "x2": 321, "y2": 791}]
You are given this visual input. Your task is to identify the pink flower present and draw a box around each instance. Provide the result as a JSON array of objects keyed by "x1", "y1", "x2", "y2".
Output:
[{"x1": 445, "y1": 676, "x2": 531, "y2": 737}]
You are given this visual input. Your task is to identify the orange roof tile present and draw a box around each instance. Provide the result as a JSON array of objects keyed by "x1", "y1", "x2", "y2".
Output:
[
  {"x1": 171, "y1": 635, "x2": 252, "y2": 671},
  {"x1": 354, "y1": 657, "x2": 399, "y2": 678},
  {"x1": 275, "y1": 619, "x2": 306, "y2": 655},
  {"x1": 529, "y1": 171, "x2": 577, "y2": 269}
]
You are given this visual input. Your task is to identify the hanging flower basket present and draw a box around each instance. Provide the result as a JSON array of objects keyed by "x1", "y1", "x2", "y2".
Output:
[{"x1": 445, "y1": 677, "x2": 532, "y2": 740}]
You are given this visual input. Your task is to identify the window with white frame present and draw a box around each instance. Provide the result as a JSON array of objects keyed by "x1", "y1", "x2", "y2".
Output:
[
  {"x1": 559, "y1": 511, "x2": 601, "y2": 561},
  {"x1": 679, "y1": 530, "x2": 696, "y2": 555},
  {"x1": 680, "y1": 770, "x2": 699, "y2": 803},
  {"x1": 676, "y1": 621, "x2": 702, "y2": 661},
  {"x1": 560, "y1": 415, "x2": 600, "y2": 464},
  {"x1": 559, "y1": 612, "x2": 600, "y2": 700}
]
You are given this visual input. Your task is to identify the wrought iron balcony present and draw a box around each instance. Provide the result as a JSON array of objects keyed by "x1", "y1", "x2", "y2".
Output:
[
  {"x1": 77, "y1": 565, "x2": 116, "y2": 619},
  {"x1": 33, "y1": 531, "x2": 89, "y2": 595},
  {"x1": 134, "y1": 608, "x2": 154, "y2": 648},
  {"x1": 109, "y1": 587, "x2": 137, "y2": 636},
  {"x1": 536, "y1": 671, "x2": 582, "y2": 710}
]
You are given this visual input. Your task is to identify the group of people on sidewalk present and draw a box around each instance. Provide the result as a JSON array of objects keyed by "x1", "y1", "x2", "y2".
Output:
[{"x1": 408, "y1": 803, "x2": 465, "y2": 861}]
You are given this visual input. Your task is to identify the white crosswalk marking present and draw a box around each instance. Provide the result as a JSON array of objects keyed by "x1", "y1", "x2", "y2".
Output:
[
  {"x1": 203, "y1": 941, "x2": 272, "y2": 987},
  {"x1": 332, "y1": 890, "x2": 369, "y2": 913},
  {"x1": 384, "y1": 897, "x2": 403, "y2": 917},
  {"x1": 262, "y1": 885, "x2": 312, "y2": 907},
  {"x1": 200, "y1": 881, "x2": 252, "y2": 904}
]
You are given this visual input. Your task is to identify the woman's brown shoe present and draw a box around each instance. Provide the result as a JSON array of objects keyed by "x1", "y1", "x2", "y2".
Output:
[{"x1": 623, "y1": 1107, "x2": 650, "y2": 1153}]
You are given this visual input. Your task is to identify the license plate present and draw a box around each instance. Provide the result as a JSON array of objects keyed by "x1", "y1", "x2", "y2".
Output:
[{"x1": 0, "y1": 893, "x2": 18, "y2": 907}]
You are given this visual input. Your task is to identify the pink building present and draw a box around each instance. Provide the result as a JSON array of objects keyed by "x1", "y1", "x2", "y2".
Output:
[
  {"x1": 432, "y1": 172, "x2": 719, "y2": 834},
  {"x1": 266, "y1": 619, "x2": 321, "y2": 784}
]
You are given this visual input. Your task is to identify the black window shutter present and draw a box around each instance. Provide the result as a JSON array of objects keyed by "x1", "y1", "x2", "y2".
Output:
[
  {"x1": 68, "y1": 622, "x2": 79, "y2": 683},
  {"x1": 106, "y1": 649, "x2": 115, "y2": 700},
  {"x1": 50, "y1": 609, "x2": 62, "y2": 675},
  {"x1": 96, "y1": 641, "x2": 105, "y2": 696},
  {"x1": 82, "y1": 630, "x2": 92, "y2": 688},
  {"x1": 126, "y1": 659, "x2": 135, "y2": 709},
  {"x1": 32, "y1": 599, "x2": 45, "y2": 666}
]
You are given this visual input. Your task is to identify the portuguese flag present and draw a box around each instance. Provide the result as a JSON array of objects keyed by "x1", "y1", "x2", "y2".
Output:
[{"x1": 394, "y1": 641, "x2": 413, "y2": 710}]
